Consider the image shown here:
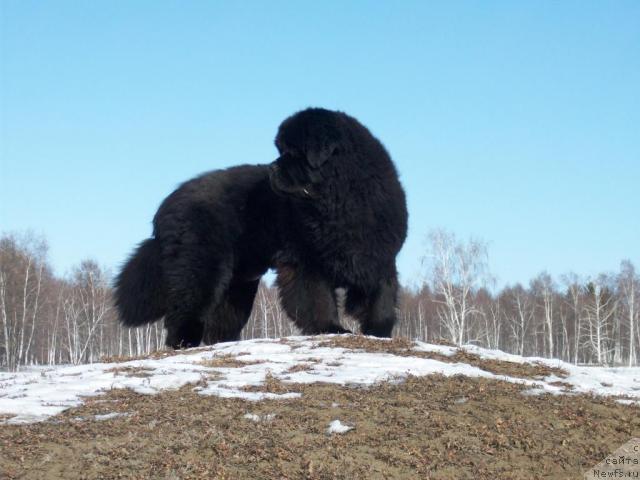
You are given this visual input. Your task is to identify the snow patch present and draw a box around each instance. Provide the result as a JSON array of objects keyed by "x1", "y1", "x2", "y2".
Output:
[
  {"x1": 244, "y1": 413, "x2": 275, "y2": 422},
  {"x1": 1, "y1": 335, "x2": 639, "y2": 424},
  {"x1": 94, "y1": 412, "x2": 128, "y2": 421},
  {"x1": 327, "y1": 419, "x2": 353, "y2": 434}
]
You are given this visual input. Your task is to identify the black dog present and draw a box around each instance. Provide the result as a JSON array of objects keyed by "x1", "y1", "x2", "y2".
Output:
[{"x1": 114, "y1": 108, "x2": 407, "y2": 348}]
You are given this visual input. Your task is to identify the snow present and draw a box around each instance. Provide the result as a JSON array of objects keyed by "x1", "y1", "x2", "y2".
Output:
[
  {"x1": 327, "y1": 420, "x2": 353, "y2": 434},
  {"x1": 93, "y1": 412, "x2": 128, "y2": 421},
  {"x1": 244, "y1": 413, "x2": 275, "y2": 422},
  {"x1": 1, "y1": 335, "x2": 639, "y2": 424}
]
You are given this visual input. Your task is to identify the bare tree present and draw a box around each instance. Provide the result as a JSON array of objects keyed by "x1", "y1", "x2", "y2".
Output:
[
  {"x1": 531, "y1": 272, "x2": 556, "y2": 358},
  {"x1": 618, "y1": 260, "x2": 639, "y2": 366},
  {"x1": 583, "y1": 275, "x2": 617, "y2": 365},
  {"x1": 423, "y1": 229, "x2": 490, "y2": 346},
  {"x1": 396, "y1": 285, "x2": 433, "y2": 341},
  {"x1": 242, "y1": 282, "x2": 298, "y2": 340},
  {"x1": 476, "y1": 288, "x2": 501, "y2": 350},
  {"x1": 502, "y1": 284, "x2": 535, "y2": 356},
  {"x1": 561, "y1": 273, "x2": 584, "y2": 364},
  {"x1": 0, "y1": 233, "x2": 49, "y2": 371},
  {"x1": 62, "y1": 260, "x2": 112, "y2": 364}
]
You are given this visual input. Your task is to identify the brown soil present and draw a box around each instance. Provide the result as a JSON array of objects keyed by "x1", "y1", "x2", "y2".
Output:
[
  {"x1": 100, "y1": 347, "x2": 208, "y2": 364},
  {"x1": 199, "y1": 355, "x2": 266, "y2": 369},
  {"x1": 1, "y1": 374, "x2": 637, "y2": 479}
]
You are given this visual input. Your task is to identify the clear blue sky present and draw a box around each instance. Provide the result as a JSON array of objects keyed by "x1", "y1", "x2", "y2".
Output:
[{"x1": 1, "y1": 1, "x2": 638, "y2": 287}]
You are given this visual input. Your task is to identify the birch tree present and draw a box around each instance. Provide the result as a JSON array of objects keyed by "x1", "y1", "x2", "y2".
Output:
[
  {"x1": 476, "y1": 288, "x2": 501, "y2": 349},
  {"x1": 502, "y1": 284, "x2": 535, "y2": 356},
  {"x1": 423, "y1": 229, "x2": 490, "y2": 346},
  {"x1": 63, "y1": 261, "x2": 112, "y2": 364},
  {"x1": 618, "y1": 260, "x2": 639, "y2": 366},
  {"x1": 531, "y1": 272, "x2": 556, "y2": 358},
  {"x1": 583, "y1": 275, "x2": 617, "y2": 365},
  {"x1": 562, "y1": 273, "x2": 584, "y2": 364},
  {"x1": 0, "y1": 233, "x2": 49, "y2": 371}
]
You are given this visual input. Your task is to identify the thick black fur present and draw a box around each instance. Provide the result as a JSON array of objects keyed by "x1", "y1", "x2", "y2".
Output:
[
  {"x1": 114, "y1": 108, "x2": 408, "y2": 348},
  {"x1": 115, "y1": 166, "x2": 281, "y2": 348}
]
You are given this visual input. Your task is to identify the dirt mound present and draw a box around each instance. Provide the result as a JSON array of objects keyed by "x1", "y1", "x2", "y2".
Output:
[{"x1": 1, "y1": 335, "x2": 638, "y2": 479}]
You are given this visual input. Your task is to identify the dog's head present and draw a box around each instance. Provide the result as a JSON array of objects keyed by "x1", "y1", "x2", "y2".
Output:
[{"x1": 269, "y1": 108, "x2": 346, "y2": 199}]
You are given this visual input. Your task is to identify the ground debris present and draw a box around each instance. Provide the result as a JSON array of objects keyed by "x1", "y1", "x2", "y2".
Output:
[
  {"x1": 1, "y1": 373, "x2": 637, "y2": 479},
  {"x1": 1, "y1": 335, "x2": 637, "y2": 479}
]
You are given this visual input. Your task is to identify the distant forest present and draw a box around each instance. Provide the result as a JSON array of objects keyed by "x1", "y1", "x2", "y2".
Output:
[{"x1": 1, "y1": 230, "x2": 638, "y2": 371}]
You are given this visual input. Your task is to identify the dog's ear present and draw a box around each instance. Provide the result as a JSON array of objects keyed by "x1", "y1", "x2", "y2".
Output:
[{"x1": 307, "y1": 141, "x2": 338, "y2": 168}]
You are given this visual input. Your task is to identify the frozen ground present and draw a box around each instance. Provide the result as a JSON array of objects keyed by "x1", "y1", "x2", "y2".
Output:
[{"x1": 1, "y1": 335, "x2": 639, "y2": 424}]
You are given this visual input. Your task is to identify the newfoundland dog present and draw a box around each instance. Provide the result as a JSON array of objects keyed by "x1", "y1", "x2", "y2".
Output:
[{"x1": 115, "y1": 108, "x2": 408, "y2": 348}]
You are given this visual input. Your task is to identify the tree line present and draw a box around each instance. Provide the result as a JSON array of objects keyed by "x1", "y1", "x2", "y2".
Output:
[{"x1": 1, "y1": 230, "x2": 638, "y2": 371}]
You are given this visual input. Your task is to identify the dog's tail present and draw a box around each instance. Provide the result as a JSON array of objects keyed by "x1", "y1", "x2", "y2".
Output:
[{"x1": 114, "y1": 238, "x2": 167, "y2": 327}]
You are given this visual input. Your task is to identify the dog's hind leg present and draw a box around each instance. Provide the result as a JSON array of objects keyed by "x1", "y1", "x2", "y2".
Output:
[
  {"x1": 201, "y1": 279, "x2": 260, "y2": 344},
  {"x1": 161, "y1": 246, "x2": 233, "y2": 349},
  {"x1": 163, "y1": 284, "x2": 208, "y2": 350},
  {"x1": 164, "y1": 314, "x2": 204, "y2": 349}
]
